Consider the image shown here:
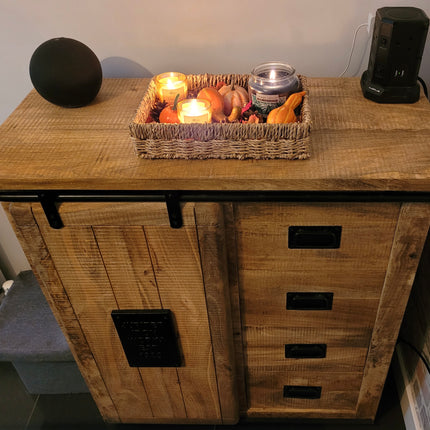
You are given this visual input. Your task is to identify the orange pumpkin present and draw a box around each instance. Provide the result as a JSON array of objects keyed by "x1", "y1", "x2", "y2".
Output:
[
  {"x1": 197, "y1": 87, "x2": 224, "y2": 114},
  {"x1": 159, "y1": 95, "x2": 180, "y2": 123},
  {"x1": 218, "y1": 83, "x2": 249, "y2": 115}
]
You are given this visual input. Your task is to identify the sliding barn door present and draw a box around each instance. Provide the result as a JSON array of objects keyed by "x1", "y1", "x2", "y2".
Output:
[{"x1": 7, "y1": 201, "x2": 238, "y2": 425}]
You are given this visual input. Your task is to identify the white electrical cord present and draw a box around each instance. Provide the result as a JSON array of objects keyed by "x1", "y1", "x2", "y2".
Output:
[{"x1": 338, "y1": 22, "x2": 368, "y2": 77}]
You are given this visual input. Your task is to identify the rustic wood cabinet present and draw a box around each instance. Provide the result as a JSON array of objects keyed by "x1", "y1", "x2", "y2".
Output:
[{"x1": 1, "y1": 78, "x2": 430, "y2": 424}]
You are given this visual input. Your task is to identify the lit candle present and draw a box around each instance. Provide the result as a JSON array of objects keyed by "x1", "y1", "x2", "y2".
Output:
[
  {"x1": 248, "y1": 62, "x2": 300, "y2": 115},
  {"x1": 177, "y1": 99, "x2": 212, "y2": 123},
  {"x1": 154, "y1": 72, "x2": 188, "y2": 104}
]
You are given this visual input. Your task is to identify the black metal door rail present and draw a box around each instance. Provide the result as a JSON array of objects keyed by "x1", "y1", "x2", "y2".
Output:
[{"x1": 1, "y1": 190, "x2": 430, "y2": 229}]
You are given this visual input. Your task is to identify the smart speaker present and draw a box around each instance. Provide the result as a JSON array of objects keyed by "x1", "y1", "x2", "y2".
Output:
[
  {"x1": 30, "y1": 38, "x2": 102, "y2": 108},
  {"x1": 361, "y1": 7, "x2": 429, "y2": 103}
]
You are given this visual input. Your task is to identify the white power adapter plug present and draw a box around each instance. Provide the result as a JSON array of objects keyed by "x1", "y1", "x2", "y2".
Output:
[{"x1": 2, "y1": 280, "x2": 13, "y2": 295}]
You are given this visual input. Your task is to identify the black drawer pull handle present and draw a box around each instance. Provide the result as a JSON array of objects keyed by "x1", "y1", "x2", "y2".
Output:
[
  {"x1": 287, "y1": 292, "x2": 333, "y2": 310},
  {"x1": 288, "y1": 226, "x2": 342, "y2": 249},
  {"x1": 285, "y1": 344, "x2": 327, "y2": 359},
  {"x1": 283, "y1": 385, "x2": 322, "y2": 399}
]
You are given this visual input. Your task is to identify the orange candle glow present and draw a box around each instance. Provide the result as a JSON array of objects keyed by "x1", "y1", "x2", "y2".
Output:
[
  {"x1": 154, "y1": 72, "x2": 188, "y2": 104},
  {"x1": 177, "y1": 99, "x2": 212, "y2": 123}
]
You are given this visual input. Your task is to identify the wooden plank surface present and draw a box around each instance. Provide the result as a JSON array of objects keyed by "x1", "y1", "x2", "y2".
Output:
[
  {"x1": 222, "y1": 203, "x2": 248, "y2": 414},
  {"x1": 245, "y1": 326, "x2": 371, "y2": 372},
  {"x1": 356, "y1": 202, "x2": 430, "y2": 420},
  {"x1": 93, "y1": 226, "x2": 187, "y2": 421},
  {"x1": 28, "y1": 201, "x2": 238, "y2": 424},
  {"x1": 235, "y1": 201, "x2": 401, "y2": 416},
  {"x1": 143, "y1": 225, "x2": 222, "y2": 422},
  {"x1": 30, "y1": 215, "x2": 154, "y2": 423},
  {"x1": 3, "y1": 202, "x2": 120, "y2": 423},
  {"x1": 400, "y1": 226, "x2": 430, "y2": 374},
  {"x1": 247, "y1": 370, "x2": 363, "y2": 411},
  {"x1": 0, "y1": 78, "x2": 430, "y2": 192},
  {"x1": 194, "y1": 203, "x2": 239, "y2": 424}
]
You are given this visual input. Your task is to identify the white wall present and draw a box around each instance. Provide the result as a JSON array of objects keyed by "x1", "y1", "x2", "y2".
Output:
[{"x1": 1, "y1": 0, "x2": 430, "y2": 278}]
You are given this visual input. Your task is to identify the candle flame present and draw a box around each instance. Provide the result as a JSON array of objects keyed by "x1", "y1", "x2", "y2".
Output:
[
  {"x1": 178, "y1": 98, "x2": 211, "y2": 123},
  {"x1": 269, "y1": 70, "x2": 277, "y2": 80},
  {"x1": 188, "y1": 99, "x2": 202, "y2": 115}
]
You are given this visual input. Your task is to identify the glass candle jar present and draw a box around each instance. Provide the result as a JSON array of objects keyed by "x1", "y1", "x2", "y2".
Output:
[
  {"x1": 154, "y1": 72, "x2": 188, "y2": 105},
  {"x1": 177, "y1": 99, "x2": 212, "y2": 123},
  {"x1": 248, "y1": 62, "x2": 300, "y2": 115}
]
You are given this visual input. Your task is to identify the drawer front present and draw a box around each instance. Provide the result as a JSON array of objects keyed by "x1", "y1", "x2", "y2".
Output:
[
  {"x1": 242, "y1": 292, "x2": 380, "y2": 329},
  {"x1": 244, "y1": 326, "x2": 371, "y2": 372},
  {"x1": 247, "y1": 370, "x2": 363, "y2": 411},
  {"x1": 234, "y1": 202, "x2": 400, "y2": 412},
  {"x1": 236, "y1": 202, "x2": 400, "y2": 299}
]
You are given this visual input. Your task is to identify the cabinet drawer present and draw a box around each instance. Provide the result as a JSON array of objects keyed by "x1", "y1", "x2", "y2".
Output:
[
  {"x1": 235, "y1": 202, "x2": 399, "y2": 299},
  {"x1": 242, "y1": 296, "x2": 380, "y2": 330},
  {"x1": 247, "y1": 370, "x2": 363, "y2": 411},
  {"x1": 244, "y1": 326, "x2": 370, "y2": 372}
]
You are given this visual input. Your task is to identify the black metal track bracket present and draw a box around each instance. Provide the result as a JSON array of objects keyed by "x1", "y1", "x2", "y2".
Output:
[
  {"x1": 165, "y1": 192, "x2": 183, "y2": 229},
  {"x1": 39, "y1": 192, "x2": 63, "y2": 229}
]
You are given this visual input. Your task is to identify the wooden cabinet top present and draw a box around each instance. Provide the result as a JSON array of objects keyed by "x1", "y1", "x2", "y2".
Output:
[{"x1": 1, "y1": 77, "x2": 430, "y2": 192}]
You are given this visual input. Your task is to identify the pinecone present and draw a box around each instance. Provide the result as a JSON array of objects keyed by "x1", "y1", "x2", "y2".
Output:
[{"x1": 150, "y1": 100, "x2": 168, "y2": 123}]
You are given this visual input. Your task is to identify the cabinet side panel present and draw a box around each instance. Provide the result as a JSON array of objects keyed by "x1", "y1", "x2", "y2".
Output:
[
  {"x1": 32, "y1": 207, "x2": 153, "y2": 423},
  {"x1": 222, "y1": 203, "x2": 248, "y2": 414},
  {"x1": 356, "y1": 202, "x2": 430, "y2": 420},
  {"x1": 195, "y1": 203, "x2": 239, "y2": 424},
  {"x1": 144, "y1": 225, "x2": 222, "y2": 423},
  {"x1": 93, "y1": 226, "x2": 187, "y2": 420},
  {"x1": 3, "y1": 202, "x2": 119, "y2": 423}
]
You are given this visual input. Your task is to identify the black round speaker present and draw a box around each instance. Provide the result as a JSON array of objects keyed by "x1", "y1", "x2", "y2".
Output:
[{"x1": 29, "y1": 37, "x2": 102, "y2": 108}]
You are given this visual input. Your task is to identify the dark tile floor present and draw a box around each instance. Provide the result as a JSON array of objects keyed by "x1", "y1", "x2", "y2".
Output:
[{"x1": 0, "y1": 361, "x2": 405, "y2": 430}]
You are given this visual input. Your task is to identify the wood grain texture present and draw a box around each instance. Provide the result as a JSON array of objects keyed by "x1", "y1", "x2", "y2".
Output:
[
  {"x1": 245, "y1": 407, "x2": 359, "y2": 420},
  {"x1": 3, "y1": 202, "x2": 119, "y2": 423},
  {"x1": 143, "y1": 224, "x2": 221, "y2": 422},
  {"x1": 28, "y1": 201, "x2": 241, "y2": 424},
  {"x1": 247, "y1": 370, "x2": 363, "y2": 411},
  {"x1": 0, "y1": 78, "x2": 430, "y2": 192},
  {"x1": 222, "y1": 203, "x2": 248, "y2": 414},
  {"x1": 400, "y1": 227, "x2": 430, "y2": 372},
  {"x1": 194, "y1": 203, "x2": 239, "y2": 424},
  {"x1": 30, "y1": 215, "x2": 154, "y2": 422},
  {"x1": 245, "y1": 326, "x2": 371, "y2": 372},
  {"x1": 235, "y1": 203, "x2": 400, "y2": 295},
  {"x1": 3, "y1": 77, "x2": 430, "y2": 423},
  {"x1": 92, "y1": 226, "x2": 187, "y2": 420},
  {"x1": 356, "y1": 203, "x2": 430, "y2": 420},
  {"x1": 58, "y1": 202, "x2": 198, "y2": 227},
  {"x1": 235, "y1": 202, "x2": 401, "y2": 416}
]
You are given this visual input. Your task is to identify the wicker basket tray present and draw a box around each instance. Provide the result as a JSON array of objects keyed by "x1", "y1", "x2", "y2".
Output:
[{"x1": 129, "y1": 74, "x2": 311, "y2": 160}]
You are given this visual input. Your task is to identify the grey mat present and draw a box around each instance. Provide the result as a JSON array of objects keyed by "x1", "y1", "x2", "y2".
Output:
[{"x1": 0, "y1": 270, "x2": 72, "y2": 362}]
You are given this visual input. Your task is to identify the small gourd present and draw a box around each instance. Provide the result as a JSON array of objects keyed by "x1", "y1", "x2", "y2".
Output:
[
  {"x1": 266, "y1": 91, "x2": 306, "y2": 124},
  {"x1": 282, "y1": 90, "x2": 306, "y2": 110},
  {"x1": 266, "y1": 106, "x2": 296, "y2": 124},
  {"x1": 227, "y1": 106, "x2": 242, "y2": 122}
]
